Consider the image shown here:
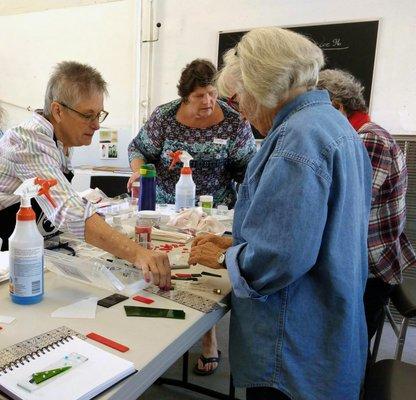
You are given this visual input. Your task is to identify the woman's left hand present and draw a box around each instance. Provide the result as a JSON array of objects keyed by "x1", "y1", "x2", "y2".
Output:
[{"x1": 188, "y1": 242, "x2": 225, "y2": 269}]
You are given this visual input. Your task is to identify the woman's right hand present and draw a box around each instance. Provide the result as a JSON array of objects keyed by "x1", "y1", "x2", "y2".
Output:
[
  {"x1": 134, "y1": 247, "x2": 171, "y2": 289},
  {"x1": 192, "y1": 233, "x2": 233, "y2": 249},
  {"x1": 127, "y1": 172, "x2": 141, "y2": 192}
]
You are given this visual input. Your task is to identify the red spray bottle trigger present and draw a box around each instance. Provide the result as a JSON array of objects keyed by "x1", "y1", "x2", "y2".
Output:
[
  {"x1": 168, "y1": 150, "x2": 183, "y2": 170},
  {"x1": 34, "y1": 177, "x2": 58, "y2": 208}
]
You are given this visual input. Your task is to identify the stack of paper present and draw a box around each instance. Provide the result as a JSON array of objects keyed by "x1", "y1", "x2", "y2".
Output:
[{"x1": 151, "y1": 228, "x2": 193, "y2": 243}]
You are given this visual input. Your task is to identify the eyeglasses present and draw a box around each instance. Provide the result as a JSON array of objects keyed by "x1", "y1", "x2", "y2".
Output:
[
  {"x1": 227, "y1": 94, "x2": 239, "y2": 112},
  {"x1": 59, "y1": 102, "x2": 109, "y2": 123}
]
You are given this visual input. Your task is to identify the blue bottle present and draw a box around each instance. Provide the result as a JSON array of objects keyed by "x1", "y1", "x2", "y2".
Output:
[{"x1": 138, "y1": 164, "x2": 156, "y2": 211}]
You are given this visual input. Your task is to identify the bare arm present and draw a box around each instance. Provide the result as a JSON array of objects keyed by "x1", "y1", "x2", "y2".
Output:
[
  {"x1": 127, "y1": 158, "x2": 145, "y2": 191},
  {"x1": 85, "y1": 213, "x2": 170, "y2": 288}
]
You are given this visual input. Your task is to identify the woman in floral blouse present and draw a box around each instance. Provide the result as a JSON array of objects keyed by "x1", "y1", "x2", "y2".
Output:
[
  {"x1": 127, "y1": 58, "x2": 256, "y2": 208},
  {"x1": 127, "y1": 59, "x2": 256, "y2": 376}
]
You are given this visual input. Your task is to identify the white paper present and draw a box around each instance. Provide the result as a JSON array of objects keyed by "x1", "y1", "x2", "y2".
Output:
[
  {"x1": 51, "y1": 297, "x2": 98, "y2": 319},
  {"x1": 0, "y1": 315, "x2": 15, "y2": 324}
]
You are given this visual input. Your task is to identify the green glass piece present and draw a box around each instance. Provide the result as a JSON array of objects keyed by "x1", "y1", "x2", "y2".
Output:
[
  {"x1": 32, "y1": 366, "x2": 72, "y2": 384},
  {"x1": 124, "y1": 305, "x2": 185, "y2": 319}
]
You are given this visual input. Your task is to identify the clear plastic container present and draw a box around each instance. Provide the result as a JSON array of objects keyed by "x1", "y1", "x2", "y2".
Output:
[
  {"x1": 216, "y1": 204, "x2": 229, "y2": 216},
  {"x1": 200, "y1": 195, "x2": 213, "y2": 215},
  {"x1": 45, "y1": 250, "x2": 149, "y2": 295}
]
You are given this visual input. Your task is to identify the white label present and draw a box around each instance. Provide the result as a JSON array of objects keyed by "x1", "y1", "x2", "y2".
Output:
[
  {"x1": 9, "y1": 247, "x2": 43, "y2": 297},
  {"x1": 213, "y1": 138, "x2": 228, "y2": 145}
]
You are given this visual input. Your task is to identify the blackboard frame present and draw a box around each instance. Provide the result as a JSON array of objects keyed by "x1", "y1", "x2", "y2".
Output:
[{"x1": 217, "y1": 20, "x2": 379, "y2": 139}]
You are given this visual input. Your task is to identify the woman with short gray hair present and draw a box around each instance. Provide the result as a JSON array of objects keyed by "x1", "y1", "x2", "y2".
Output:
[
  {"x1": 0, "y1": 61, "x2": 170, "y2": 288},
  {"x1": 190, "y1": 27, "x2": 372, "y2": 399}
]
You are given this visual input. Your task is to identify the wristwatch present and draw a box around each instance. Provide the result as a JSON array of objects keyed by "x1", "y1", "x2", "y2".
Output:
[{"x1": 217, "y1": 251, "x2": 226, "y2": 267}]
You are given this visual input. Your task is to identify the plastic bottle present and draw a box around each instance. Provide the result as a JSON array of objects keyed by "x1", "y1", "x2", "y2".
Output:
[
  {"x1": 135, "y1": 211, "x2": 161, "y2": 249},
  {"x1": 138, "y1": 164, "x2": 156, "y2": 211},
  {"x1": 9, "y1": 177, "x2": 57, "y2": 305},
  {"x1": 130, "y1": 177, "x2": 140, "y2": 205},
  {"x1": 169, "y1": 150, "x2": 196, "y2": 212}
]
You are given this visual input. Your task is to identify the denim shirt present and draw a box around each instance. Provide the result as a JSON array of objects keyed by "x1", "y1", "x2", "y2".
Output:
[{"x1": 226, "y1": 90, "x2": 372, "y2": 399}]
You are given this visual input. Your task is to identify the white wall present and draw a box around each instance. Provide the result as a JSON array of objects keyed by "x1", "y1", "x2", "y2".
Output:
[
  {"x1": 0, "y1": 0, "x2": 140, "y2": 167},
  {"x1": 149, "y1": 0, "x2": 416, "y2": 134},
  {"x1": 0, "y1": 0, "x2": 121, "y2": 15}
]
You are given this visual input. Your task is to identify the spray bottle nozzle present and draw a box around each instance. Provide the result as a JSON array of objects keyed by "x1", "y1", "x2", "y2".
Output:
[
  {"x1": 34, "y1": 178, "x2": 58, "y2": 208},
  {"x1": 168, "y1": 150, "x2": 193, "y2": 171},
  {"x1": 168, "y1": 151, "x2": 182, "y2": 170},
  {"x1": 14, "y1": 177, "x2": 58, "y2": 208}
]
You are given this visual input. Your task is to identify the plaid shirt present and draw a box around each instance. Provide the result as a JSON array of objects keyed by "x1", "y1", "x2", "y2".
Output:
[
  {"x1": 0, "y1": 112, "x2": 96, "y2": 239},
  {"x1": 358, "y1": 121, "x2": 416, "y2": 284}
]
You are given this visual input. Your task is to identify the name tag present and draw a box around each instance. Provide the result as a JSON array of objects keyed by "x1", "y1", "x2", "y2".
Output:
[{"x1": 213, "y1": 138, "x2": 228, "y2": 146}]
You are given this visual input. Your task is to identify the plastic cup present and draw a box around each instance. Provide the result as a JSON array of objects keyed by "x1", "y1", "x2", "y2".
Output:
[
  {"x1": 200, "y1": 195, "x2": 213, "y2": 215},
  {"x1": 217, "y1": 204, "x2": 228, "y2": 216}
]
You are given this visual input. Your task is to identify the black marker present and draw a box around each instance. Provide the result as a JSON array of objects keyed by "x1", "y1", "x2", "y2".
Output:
[{"x1": 201, "y1": 271, "x2": 222, "y2": 278}]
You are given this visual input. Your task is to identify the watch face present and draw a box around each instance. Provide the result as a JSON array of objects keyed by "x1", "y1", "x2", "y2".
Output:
[{"x1": 217, "y1": 252, "x2": 225, "y2": 264}]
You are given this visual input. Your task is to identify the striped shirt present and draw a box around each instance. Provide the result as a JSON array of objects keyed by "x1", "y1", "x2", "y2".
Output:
[
  {"x1": 0, "y1": 111, "x2": 95, "y2": 239},
  {"x1": 358, "y1": 121, "x2": 416, "y2": 284}
]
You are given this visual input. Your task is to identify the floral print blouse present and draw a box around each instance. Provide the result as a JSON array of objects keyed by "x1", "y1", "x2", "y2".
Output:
[{"x1": 128, "y1": 99, "x2": 256, "y2": 207}]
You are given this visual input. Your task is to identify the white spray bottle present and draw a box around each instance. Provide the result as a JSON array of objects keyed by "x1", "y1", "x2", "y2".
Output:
[
  {"x1": 169, "y1": 150, "x2": 196, "y2": 211},
  {"x1": 9, "y1": 177, "x2": 57, "y2": 305}
]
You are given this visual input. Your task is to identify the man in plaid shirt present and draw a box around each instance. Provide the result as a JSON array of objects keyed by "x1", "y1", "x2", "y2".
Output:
[{"x1": 318, "y1": 69, "x2": 416, "y2": 346}]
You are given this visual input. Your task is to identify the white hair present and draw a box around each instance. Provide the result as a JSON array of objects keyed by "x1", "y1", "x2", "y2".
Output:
[
  {"x1": 43, "y1": 61, "x2": 108, "y2": 118},
  {"x1": 217, "y1": 27, "x2": 324, "y2": 109}
]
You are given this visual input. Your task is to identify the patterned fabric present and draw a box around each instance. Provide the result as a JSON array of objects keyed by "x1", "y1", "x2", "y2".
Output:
[
  {"x1": 357, "y1": 120, "x2": 416, "y2": 284},
  {"x1": 128, "y1": 99, "x2": 256, "y2": 207},
  {"x1": 0, "y1": 111, "x2": 96, "y2": 239}
]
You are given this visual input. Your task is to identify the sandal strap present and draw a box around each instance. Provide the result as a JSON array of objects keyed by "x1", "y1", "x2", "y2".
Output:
[{"x1": 199, "y1": 350, "x2": 221, "y2": 365}]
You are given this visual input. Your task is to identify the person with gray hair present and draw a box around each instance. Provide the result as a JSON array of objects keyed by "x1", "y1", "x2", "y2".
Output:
[
  {"x1": 318, "y1": 69, "x2": 416, "y2": 357},
  {"x1": 317, "y1": 69, "x2": 368, "y2": 119},
  {"x1": 0, "y1": 61, "x2": 170, "y2": 289},
  {"x1": 189, "y1": 27, "x2": 372, "y2": 399}
]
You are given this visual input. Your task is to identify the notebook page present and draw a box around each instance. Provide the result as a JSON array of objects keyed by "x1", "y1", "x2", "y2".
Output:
[{"x1": 0, "y1": 337, "x2": 135, "y2": 400}]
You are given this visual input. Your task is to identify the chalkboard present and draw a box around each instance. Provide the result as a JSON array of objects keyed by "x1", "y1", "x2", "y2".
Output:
[{"x1": 218, "y1": 20, "x2": 379, "y2": 109}]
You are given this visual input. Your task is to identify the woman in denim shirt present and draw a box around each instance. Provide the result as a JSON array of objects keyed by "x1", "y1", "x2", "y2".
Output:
[{"x1": 190, "y1": 27, "x2": 373, "y2": 400}]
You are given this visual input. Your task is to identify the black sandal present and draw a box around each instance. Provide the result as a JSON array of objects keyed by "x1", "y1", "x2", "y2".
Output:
[{"x1": 193, "y1": 350, "x2": 222, "y2": 376}]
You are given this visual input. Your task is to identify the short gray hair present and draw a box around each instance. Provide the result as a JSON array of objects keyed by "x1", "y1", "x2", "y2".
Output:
[
  {"x1": 217, "y1": 27, "x2": 324, "y2": 109},
  {"x1": 317, "y1": 69, "x2": 367, "y2": 115},
  {"x1": 44, "y1": 61, "x2": 108, "y2": 117}
]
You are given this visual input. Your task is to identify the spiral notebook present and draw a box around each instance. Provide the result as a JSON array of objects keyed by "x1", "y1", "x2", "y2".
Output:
[{"x1": 0, "y1": 326, "x2": 136, "y2": 400}]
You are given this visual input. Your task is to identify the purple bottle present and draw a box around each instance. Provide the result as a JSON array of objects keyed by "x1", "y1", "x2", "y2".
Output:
[{"x1": 138, "y1": 164, "x2": 156, "y2": 211}]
